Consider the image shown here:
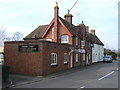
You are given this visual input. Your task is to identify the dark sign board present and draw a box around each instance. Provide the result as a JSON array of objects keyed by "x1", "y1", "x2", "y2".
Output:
[{"x1": 18, "y1": 45, "x2": 39, "y2": 52}]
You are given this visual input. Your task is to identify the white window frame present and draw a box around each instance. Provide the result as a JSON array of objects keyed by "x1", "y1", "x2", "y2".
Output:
[
  {"x1": 64, "y1": 53, "x2": 68, "y2": 64},
  {"x1": 61, "y1": 35, "x2": 69, "y2": 43},
  {"x1": 76, "y1": 54, "x2": 79, "y2": 62},
  {"x1": 76, "y1": 37, "x2": 78, "y2": 46},
  {"x1": 81, "y1": 40, "x2": 85, "y2": 48},
  {"x1": 51, "y1": 53, "x2": 57, "y2": 65}
]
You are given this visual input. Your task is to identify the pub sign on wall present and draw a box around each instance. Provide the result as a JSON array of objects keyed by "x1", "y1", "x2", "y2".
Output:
[{"x1": 18, "y1": 45, "x2": 39, "y2": 52}]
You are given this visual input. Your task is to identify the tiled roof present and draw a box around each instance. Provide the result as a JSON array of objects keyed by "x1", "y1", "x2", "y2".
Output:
[
  {"x1": 89, "y1": 33, "x2": 104, "y2": 46},
  {"x1": 24, "y1": 17, "x2": 78, "y2": 39},
  {"x1": 59, "y1": 17, "x2": 77, "y2": 35},
  {"x1": 24, "y1": 25, "x2": 49, "y2": 39},
  {"x1": 24, "y1": 17, "x2": 104, "y2": 46}
]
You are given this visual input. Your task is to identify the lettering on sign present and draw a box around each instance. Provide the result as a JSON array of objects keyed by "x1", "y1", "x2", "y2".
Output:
[{"x1": 18, "y1": 45, "x2": 39, "y2": 52}]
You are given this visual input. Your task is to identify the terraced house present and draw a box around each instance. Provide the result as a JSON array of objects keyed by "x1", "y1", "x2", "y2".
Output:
[{"x1": 4, "y1": 4, "x2": 104, "y2": 76}]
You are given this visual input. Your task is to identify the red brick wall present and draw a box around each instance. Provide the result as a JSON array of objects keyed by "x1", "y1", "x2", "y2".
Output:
[
  {"x1": 4, "y1": 41, "x2": 69, "y2": 76},
  {"x1": 4, "y1": 41, "x2": 43, "y2": 75},
  {"x1": 44, "y1": 22, "x2": 73, "y2": 45},
  {"x1": 42, "y1": 42, "x2": 70, "y2": 75}
]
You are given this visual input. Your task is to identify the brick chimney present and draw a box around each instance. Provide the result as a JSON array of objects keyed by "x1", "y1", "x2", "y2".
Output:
[
  {"x1": 54, "y1": 2, "x2": 59, "y2": 18},
  {"x1": 53, "y1": 2, "x2": 59, "y2": 42},
  {"x1": 86, "y1": 26, "x2": 89, "y2": 32},
  {"x1": 64, "y1": 10, "x2": 73, "y2": 24},
  {"x1": 90, "y1": 29, "x2": 95, "y2": 35}
]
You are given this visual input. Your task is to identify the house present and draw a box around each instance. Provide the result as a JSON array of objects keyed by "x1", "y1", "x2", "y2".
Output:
[
  {"x1": 24, "y1": 4, "x2": 92, "y2": 67},
  {"x1": 89, "y1": 30, "x2": 104, "y2": 63},
  {"x1": 4, "y1": 3, "x2": 104, "y2": 76}
]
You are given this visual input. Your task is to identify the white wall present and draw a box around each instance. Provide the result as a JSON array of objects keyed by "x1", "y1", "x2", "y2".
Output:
[{"x1": 92, "y1": 44, "x2": 104, "y2": 63}]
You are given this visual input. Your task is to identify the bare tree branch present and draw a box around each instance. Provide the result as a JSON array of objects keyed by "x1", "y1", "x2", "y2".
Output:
[{"x1": 12, "y1": 31, "x2": 23, "y2": 41}]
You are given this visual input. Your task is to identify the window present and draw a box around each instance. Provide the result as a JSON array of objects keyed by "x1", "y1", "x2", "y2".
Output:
[
  {"x1": 64, "y1": 53, "x2": 68, "y2": 64},
  {"x1": 81, "y1": 40, "x2": 85, "y2": 48},
  {"x1": 76, "y1": 37, "x2": 78, "y2": 46},
  {"x1": 61, "y1": 35, "x2": 69, "y2": 43},
  {"x1": 76, "y1": 54, "x2": 78, "y2": 62},
  {"x1": 51, "y1": 53, "x2": 57, "y2": 65}
]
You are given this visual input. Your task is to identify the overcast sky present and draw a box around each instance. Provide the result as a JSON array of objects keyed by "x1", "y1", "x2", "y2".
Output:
[{"x1": 0, "y1": 0, "x2": 119, "y2": 50}]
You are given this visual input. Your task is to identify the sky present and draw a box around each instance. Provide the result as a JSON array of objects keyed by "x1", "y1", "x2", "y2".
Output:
[{"x1": 0, "y1": 0, "x2": 119, "y2": 50}]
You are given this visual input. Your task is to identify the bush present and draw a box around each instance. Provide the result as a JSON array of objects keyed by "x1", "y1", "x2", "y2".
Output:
[{"x1": 2, "y1": 65, "x2": 10, "y2": 82}]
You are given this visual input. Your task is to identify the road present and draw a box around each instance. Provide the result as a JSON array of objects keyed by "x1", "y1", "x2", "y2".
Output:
[{"x1": 14, "y1": 61, "x2": 118, "y2": 88}]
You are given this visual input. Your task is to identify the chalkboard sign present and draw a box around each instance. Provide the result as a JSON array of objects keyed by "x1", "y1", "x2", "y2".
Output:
[{"x1": 18, "y1": 45, "x2": 39, "y2": 52}]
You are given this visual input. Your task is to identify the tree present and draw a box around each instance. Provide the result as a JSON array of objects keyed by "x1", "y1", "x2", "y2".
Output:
[
  {"x1": 12, "y1": 32, "x2": 23, "y2": 41},
  {"x1": 104, "y1": 48, "x2": 117, "y2": 59},
  {"x1": 0, "y1": 27, "x2": 11, "y2": 46}
]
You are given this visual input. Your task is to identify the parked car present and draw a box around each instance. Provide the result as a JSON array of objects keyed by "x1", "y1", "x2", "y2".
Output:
[{"x1": 103, "y1": 56, "x2": 113, "y2": 63}]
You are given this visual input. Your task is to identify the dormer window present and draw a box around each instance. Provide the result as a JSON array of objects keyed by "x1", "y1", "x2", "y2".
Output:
[{"x1": 61, "y1": 35, "x2": 69, "y2": 43}]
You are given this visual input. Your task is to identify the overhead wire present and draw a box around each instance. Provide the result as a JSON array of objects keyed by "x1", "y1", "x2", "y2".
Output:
[
  {"x1": 6, "y1": 0, "x2": 40, "y2": 24},
  {"x1": 69, "y1": 0, "x2": 78, "y2": 13}
]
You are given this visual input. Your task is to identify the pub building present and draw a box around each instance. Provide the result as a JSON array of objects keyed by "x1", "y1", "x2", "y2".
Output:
[{"x1": 4, "y1": 4, "x2": 104, "y2": 76}]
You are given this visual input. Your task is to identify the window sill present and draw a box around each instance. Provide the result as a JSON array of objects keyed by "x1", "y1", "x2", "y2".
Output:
[
  {"x1": 61, "y1": 42, "x2": 68, "y2": 43},
  {"x1": 64, "y1": 62, "x2": 68, "y2": 65},
  {"x1": 51, "y1": 64, "x2": 57, "y2": 67}
]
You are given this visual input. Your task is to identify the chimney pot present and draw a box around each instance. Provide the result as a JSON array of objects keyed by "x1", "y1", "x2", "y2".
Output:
[
  {"x1": 64, "y1": 13, "x2": 73, "y2": 24},
  {"x1": 90, "y1": 29, "x2": 95, "y2": 35},
  {"x1": 82, "y1": 21, "x2": 83, "y2": 24},
  {"x1": 86, "y1": 26, "x2": 89, "y2": 32}
]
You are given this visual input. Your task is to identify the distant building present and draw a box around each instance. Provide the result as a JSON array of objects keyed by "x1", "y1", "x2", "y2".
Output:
[
  {"x1": 0, "y1": 47, "x2": 4, "y2": 63},
  {"x1": 4, "y1": 4, "x2": 104, "y2": 76}
]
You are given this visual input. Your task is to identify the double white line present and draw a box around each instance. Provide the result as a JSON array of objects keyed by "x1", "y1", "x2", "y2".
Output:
[{"x1": 98, "y1": 71, "x2": 115, "y2": 81}]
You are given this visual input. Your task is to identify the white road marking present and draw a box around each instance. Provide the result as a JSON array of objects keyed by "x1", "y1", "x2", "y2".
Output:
[
  {"x1": 80, "y1": 86, "x2": 85, "y2": 88},
  {"x1": 98, "y1": 71, "x2": 114, "y2": 81},
  {"x1": 76, "y1": 86, "x2": 85, "y2": 90}
]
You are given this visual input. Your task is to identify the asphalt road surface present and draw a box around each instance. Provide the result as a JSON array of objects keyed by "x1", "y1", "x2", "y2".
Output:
[{"x1": 14, "y1": 61, "x2": 118, "y2": 88}]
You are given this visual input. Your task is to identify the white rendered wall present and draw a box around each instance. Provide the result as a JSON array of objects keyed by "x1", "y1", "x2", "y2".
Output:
[{"x1": 92, "y1": 44, "x2": 104, "y2": 63}]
